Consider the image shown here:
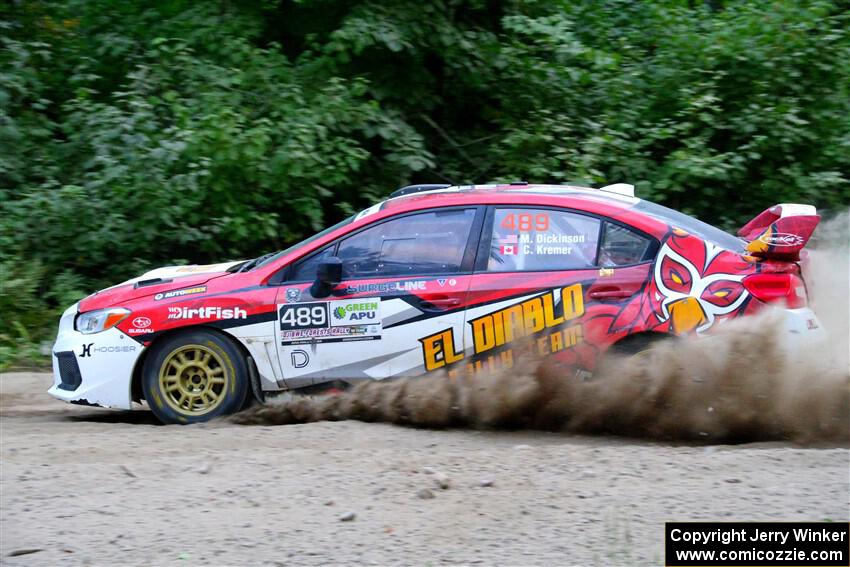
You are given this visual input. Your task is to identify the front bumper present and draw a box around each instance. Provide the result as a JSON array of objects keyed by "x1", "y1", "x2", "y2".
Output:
[{"x1": 48, "y1": 303, "x2": 144, "y2": 409}]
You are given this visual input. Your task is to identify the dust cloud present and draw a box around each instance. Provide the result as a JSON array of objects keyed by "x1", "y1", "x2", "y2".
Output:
[{"x1": 233, "y1": 213, "x2": 849, "y2": 443}]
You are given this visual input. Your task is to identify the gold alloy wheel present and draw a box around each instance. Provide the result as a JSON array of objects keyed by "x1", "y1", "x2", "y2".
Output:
[{"x1": 158, "y1": 344, "x2": 229, "y2": 416}]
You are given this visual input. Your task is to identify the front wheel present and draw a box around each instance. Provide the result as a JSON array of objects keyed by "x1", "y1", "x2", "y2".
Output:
[{"x1": 142, "y1": 329, "x2": 249, "y2": 424}]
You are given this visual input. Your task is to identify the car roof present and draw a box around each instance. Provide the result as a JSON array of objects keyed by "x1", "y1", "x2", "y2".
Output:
[
  {"x1": 383, "y1": 183, "x2": 638, "y2": 209},
  {"x1": 254, "y1": 183, "x2": 739, "y2": 281},
  {"x1": 369, "y1": 183, "x2": 666, "y2": 235}
]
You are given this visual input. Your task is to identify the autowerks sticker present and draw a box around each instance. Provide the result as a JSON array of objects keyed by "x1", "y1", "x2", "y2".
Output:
[{"x1": 154, "y1": 286, "x2": 207, "y2": 301}]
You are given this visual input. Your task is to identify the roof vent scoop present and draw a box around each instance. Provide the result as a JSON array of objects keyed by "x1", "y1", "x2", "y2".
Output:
[
  {"x1": 134, "y1": 277, "x2": 173, "y2": 289},
  {"x1": 599, "y1": 183, "x2": 635, "y2": 197}
]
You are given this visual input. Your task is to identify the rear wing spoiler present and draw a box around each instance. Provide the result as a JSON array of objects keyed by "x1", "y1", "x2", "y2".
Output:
[{"x1": 738, "y1": 204, "x2": 819, "y2": 260}]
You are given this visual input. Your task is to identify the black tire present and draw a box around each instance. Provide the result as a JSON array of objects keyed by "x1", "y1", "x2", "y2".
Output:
[{"x1": 142, "y1": 329, "x2": 249, "y2": 424}]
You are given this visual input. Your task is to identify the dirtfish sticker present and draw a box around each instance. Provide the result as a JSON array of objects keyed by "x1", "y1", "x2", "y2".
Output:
[
  {"x1": 168, "y1": 306, "x2": 247, "y2": 320},
  {"x1": 330, "y1": 299, "x2": 381, "y2": 326},
  {"x1": 420, "y1": 284, "x2": 585, "y2": 375}
]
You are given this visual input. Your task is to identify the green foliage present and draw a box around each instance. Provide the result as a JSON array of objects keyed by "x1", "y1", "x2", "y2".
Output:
[
  {"x1": 485, "y1": 1, "x2": 850, "y2": 227},
  {"x1": 1, "y1": 0, "x2": 848, "y2": 367},
  {"x1": 0, "y1": 255, "x2": 50, "y2": 368}
]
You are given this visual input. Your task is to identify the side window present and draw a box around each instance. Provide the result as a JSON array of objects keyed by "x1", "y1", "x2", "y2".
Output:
[
  {"x1": 338, "y1": 209, "x2": 476, "y2": 278},
  {"x1": 599, "y1": 222, "x2": 652, "y2": 267},
  {"x1": 289, "y1": 246, "x2": 334, "y2": 281},
  {"x1": 488, "y1": 208, "x2": 600, "y2": 272}
]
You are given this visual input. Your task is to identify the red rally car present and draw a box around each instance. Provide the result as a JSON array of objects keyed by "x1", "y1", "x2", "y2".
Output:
[{"x1": 50, "y1": 183, "x2": 824, "y2": 423}]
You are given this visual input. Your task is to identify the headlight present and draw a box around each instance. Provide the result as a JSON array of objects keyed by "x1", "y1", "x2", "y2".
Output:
[{"x1": 76, "y1": 308, "x2": 131, "y2": 334}]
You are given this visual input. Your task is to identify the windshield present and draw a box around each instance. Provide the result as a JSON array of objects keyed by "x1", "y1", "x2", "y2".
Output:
[
  {"x1": 635, "y1": 200, "x2": 744, "y2": 251},
  {"x1": 252, "y1": 215, "x2": 355, "y2": 270}
]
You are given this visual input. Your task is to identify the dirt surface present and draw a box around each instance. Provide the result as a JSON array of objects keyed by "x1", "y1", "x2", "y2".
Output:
[{"x1": 1, "y1": 372, "x2": 847, "y2": 566}]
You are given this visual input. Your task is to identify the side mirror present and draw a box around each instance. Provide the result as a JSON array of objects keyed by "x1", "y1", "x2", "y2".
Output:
[
  {"x1": 311, "y1": 257, "x2": 343, "y2": 297},
  {"x1": 317, "y1": 257, "x2": 342, "y2": 285}
]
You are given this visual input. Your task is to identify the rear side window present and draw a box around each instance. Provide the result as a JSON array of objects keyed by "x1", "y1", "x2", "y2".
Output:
[
  {"x1": 598, "y1": 222, "x2": 652, "y2": 266},
  {"x1": 635, "y1": 200, "x2": 743, "y2": 251},
  {"x1": 338, "y1": 208, "x2": 476, "y2": 278},
  {"x1": 487, "y1": 208, "x2": 601, "y2": 272}
]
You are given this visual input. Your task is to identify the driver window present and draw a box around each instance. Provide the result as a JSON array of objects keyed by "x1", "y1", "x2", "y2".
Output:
[
  {"x1": 288, "y1": 246, "x2": 334, "y2": 281},
  {"x1": 337, "y1": 209, "x2": 476, "y2": 278}
]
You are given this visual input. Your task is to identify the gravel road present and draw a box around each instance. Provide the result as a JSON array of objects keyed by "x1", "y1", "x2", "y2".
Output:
[{"x1": 1, "y1": 372, "x2": 848, "y2": 566}]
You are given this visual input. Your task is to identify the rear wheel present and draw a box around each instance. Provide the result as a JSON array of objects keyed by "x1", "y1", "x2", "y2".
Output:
[
  {"x1": 608, "y1": 333, "x2": 671, "y2": 359},
  {"x1": 142, "y1": 329, "x2": 248, "y2": 424}
]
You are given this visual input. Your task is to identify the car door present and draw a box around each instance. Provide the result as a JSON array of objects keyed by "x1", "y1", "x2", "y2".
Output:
[
  {"x1": 456, "y1": 206, "x2": 656, "y2": 376},
  {"x1": 274, "y1": 206, "x2": 484, "y2": 388}
]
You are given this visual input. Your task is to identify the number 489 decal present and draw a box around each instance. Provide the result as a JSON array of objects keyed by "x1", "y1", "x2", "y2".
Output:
[
  {"x1": 500, "y1": 212, "x2": 549, "y2": 232},
  {"x1": 279, "y1": 303, "x2": 328, "y2": 330}
]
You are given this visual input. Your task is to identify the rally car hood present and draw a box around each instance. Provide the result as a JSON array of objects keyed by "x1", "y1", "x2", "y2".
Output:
[{"x1": 78, "y1": 261, "x2": 244, "y2": 312}]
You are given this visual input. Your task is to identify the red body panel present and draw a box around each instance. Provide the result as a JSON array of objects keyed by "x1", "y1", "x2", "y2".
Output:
[{"x1": 79, "y1": 273, "x2": 226, "y2": 312}]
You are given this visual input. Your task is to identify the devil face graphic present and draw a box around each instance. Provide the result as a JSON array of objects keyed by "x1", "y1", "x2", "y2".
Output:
[{"x1": 649, "y1": 229, "x2": 755, "y2": 334}]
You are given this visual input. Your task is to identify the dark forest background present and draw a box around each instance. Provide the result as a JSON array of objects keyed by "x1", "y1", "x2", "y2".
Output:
[{"x1": 1, "y1": 0, "x2": 848, "y2": 366}]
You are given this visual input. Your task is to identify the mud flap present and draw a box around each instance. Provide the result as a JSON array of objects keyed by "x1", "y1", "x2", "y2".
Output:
[{"x1": 246, "y1": 356, "x2": 266, "y2": 405}]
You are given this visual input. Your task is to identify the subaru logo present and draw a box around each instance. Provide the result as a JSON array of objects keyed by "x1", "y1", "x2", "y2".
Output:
[{"x1": 132, "y1": 317, "x2": 151, "y2": 328}]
